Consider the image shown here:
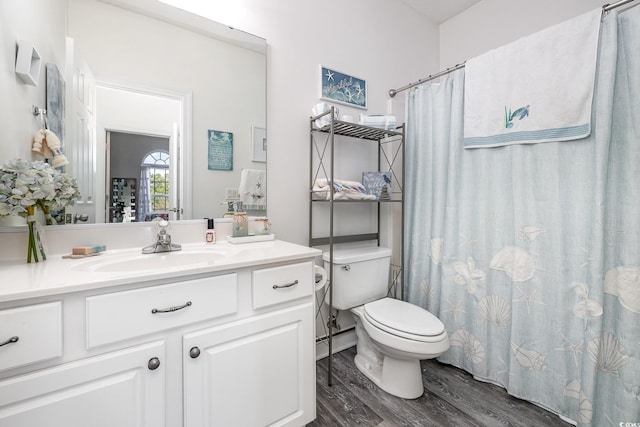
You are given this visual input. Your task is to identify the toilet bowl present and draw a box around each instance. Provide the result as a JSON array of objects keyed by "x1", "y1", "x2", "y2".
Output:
[
  {"x1": 323, "y1": 247, "x2": 450, "y2": 399},
  {"x1": 351, "y1": 298, "x2": 449, "y2": 399}
]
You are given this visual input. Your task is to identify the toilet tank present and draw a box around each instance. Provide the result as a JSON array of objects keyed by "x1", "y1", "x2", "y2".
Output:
[{"x1": 322, "y1": 246, "x2": 392, "y2": 310}]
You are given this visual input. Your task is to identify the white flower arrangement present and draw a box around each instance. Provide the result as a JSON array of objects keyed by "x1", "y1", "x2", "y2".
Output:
[
  {"x1": 0, "y1": 158, "x2": 80, "y2": 263},
  {"x1": 0, "y1": 158, "x2": 80, "y2": 221}
]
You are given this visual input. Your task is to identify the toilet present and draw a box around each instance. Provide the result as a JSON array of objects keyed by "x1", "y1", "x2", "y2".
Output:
[{"x1": 323, "y1": 246, "x2": 449, "y2": 399}]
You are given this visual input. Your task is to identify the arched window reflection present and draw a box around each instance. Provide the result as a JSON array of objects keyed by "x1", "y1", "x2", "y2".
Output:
[{"x1": 138, "y1": 151, "x2": 170, "y2": 221}]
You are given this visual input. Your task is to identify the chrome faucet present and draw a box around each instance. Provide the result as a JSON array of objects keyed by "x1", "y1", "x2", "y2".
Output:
[
  {"x1": 73, "y1": 213, "x2": 89, "y2": 224},
  {"x1": 142, "y1": 220, "x2": 182, "y2": 254}
]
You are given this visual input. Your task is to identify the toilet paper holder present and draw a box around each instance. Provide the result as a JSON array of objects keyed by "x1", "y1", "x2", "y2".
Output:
[{"x1": 314, "y1": 265, "x2": 328, "y2": 291}]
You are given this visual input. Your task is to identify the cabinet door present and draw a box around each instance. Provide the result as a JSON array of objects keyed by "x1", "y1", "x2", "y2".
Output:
[
  {"x1": 0, "y1": 341, "x2": 164, "y2": 427},
  {"x1": 184, "y1": 303, "x2": 315, "y2": 427}
]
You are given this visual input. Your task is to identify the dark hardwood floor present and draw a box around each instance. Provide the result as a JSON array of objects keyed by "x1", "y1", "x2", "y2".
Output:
[{"x1": 309, "y1": 346, "x2": 570, "y2": 427}]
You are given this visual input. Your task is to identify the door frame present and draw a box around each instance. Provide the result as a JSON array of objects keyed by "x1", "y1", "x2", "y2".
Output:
[
  {"x1": 95, "y1": 80, "x2": 193, "y2": 222},
  {"x1": 105, "y1": 131, "x2": 173, "y2": 222}
]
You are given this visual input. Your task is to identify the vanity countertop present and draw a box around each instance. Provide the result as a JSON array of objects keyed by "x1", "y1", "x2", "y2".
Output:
[{"x1": 0, "y1": 240, "x2": 321, "y2": 303}]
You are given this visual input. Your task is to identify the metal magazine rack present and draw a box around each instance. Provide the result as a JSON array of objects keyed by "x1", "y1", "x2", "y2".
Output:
[{"x1": 309, "y1": 107, "x2": 405, "y2": 385}]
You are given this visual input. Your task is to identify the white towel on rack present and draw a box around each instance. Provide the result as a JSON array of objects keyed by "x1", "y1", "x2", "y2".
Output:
[
  {"x1": 463, "y1": 8, "x2": 602, "y2": 148},
  {"x1": 238, "y1": 169, "x2": 266, "y2": 208}
]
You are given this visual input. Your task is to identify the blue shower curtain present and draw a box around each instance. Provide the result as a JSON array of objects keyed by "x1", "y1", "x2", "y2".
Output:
[{"x1": 405, "y1": 8, "x2": 639, "y2": 426}]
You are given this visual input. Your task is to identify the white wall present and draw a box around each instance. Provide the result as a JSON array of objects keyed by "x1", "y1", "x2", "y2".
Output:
[
  {"x1": 0, "y1": 0, "x2": 66, "y2": 165},
  {"x1": 440, "y1": 0, "x2": 604, "y2": 68},
  {"x1": 158, "y1": 0, "x2": 441, "y2": 245},
  {"x1": 1, "y1": 0, "x2": 606, "y2": 246},
  {"x1": 1, "y1": 0, "x2": 438, "y2": 245},
  {"x1": 0, "y1": 0, "x2": 66, "y2": 226}
]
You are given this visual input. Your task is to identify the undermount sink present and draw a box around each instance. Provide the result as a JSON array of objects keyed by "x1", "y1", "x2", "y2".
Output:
[{"x1": 71, "y1": 248, "x2": 236, "y2": 273}]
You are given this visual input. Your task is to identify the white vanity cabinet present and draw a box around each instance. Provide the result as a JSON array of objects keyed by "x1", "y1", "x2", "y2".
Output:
[{"x1": 0, "y1": 247, "x2": 318, "y2": 427}]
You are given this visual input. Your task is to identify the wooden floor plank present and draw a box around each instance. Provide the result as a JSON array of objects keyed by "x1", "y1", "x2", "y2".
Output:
[
  {"x1": 331, "y1": 349, "x2": 482, "y2": 427},
  {"x1": 309, "y1": 354, "x2": 384, "y2": 427},
  {"x1": 309, "y1": 346, "x2": 571, "y2": 427},
  {"x1": 421, "y1": 359, "x2": 569, "y2": 427},
  {"x1": 310, "y1": 398, "x2": 342, "y2": 427}
]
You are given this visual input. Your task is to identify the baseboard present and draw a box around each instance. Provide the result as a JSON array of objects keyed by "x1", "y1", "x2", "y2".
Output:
[{"x1": 315, "y1": 328, "x2": 357, "y2": 360}]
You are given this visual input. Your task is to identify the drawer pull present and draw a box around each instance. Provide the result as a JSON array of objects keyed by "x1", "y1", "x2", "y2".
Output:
[
  {"x1": 151, "y1": 301, "x2": 192, "y2": 314},
  {"x1": 0, "y1": 336, "x2": 19, "y2": 347},
  {"x1": 190, "y1": 346, "x2": 201, "y2": 359},
  {"x1": 148, "y1": 357, "x2": 161, "y2": 370},
  {"x1": 273, "y1": 280, "x2": 299, "y2": 290}
]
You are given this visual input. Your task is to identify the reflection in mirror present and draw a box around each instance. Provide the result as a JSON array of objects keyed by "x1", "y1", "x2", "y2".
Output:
[
  {"x1": 93, "y1": 83, "x2": 184, "y2": 223},
  {"x1": 70, "y1": 0, "x2": 267, "y2": 223},
  {"x1": 0, "y1": 0, "x2": 266, "y2": 226},
  {"x1": 107, "y1": 132, "x2": 170, "y2": 223}
]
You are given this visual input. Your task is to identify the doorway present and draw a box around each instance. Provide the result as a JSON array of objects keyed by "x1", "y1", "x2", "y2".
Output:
[
  {"x1": 106, "y1": 132, "x2": 173, "y2": 223},
  {"x1": 95, "y1": 82, "x2": 191, "y2": 223}
]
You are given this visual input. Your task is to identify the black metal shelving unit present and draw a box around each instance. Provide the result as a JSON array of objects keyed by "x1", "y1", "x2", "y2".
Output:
[{"x1": 309, "y1": 107, "x2": 405, "y2": 386}]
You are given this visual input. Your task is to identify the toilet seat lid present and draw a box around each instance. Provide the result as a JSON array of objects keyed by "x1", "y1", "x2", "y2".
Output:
[{"x1": 363, "y1": 298, "x2": 445, "y2": 340}]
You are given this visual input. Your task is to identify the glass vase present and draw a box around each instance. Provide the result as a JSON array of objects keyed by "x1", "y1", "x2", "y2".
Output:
[
  {"x1": 232, "y1": 212, "x2": 248, "y2": 237},
  {"x1": 26, "y1": 205, "x2": 39, "y2": 263}
]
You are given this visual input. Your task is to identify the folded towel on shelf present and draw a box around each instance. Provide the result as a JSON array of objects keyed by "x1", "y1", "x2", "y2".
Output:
[
  {"x1": 312, "y1": 178, "x2": 377, "y2": 200},
  {"x1": 463, "y1": 8, "x2": 602, "y2": 149},
  {"x1": 359, "y1": 114, "x2": 397, "y2": 130},
  {"x1": 239, "y1": 169, "x2": 266, "y2": 208}
]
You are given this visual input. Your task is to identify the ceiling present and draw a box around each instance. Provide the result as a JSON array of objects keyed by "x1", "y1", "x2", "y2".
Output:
[{"x1": 399, "y1": 0, "x2": 481, "y2": 24}]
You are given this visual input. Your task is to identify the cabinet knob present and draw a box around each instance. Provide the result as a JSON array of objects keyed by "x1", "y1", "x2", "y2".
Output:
[
  {"x1": 148, "y1": 357, "x2": 161, "y2": 370},
  {"x1": 190, "y1": 346, "x2": 201, "y2": 359}
]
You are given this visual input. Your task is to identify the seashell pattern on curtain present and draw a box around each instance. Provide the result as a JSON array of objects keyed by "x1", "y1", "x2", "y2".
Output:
[{"x1": 404, "y1": 8, "x2": 640, "y2": 426}]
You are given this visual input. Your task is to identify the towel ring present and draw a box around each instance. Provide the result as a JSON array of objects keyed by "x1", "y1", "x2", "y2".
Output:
[{"x1": 32, "y1": 105, "x2": 49, "y2": 130}]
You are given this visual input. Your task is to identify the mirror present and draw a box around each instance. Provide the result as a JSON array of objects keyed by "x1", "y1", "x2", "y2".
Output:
[{"x1": 0, "y1": 0, "x2": 266, "y2": 225}]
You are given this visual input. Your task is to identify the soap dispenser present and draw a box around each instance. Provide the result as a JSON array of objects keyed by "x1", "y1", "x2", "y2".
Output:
[
  {"x1": 205, "y1": 218, "x2": 216, "y2": 244},
  {"x1": 232, "y1": 202, "x2": 248, "y2": 237}
]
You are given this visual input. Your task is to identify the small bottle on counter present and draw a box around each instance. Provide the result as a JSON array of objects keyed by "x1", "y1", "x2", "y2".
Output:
[{"x1": 205, "y1": 218, "x2": 216, "y2": 244}]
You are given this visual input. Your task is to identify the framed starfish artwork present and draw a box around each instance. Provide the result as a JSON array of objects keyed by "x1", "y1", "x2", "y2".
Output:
[{"x1": 320, "y1": 65, "x2": 367, "y2": 109}]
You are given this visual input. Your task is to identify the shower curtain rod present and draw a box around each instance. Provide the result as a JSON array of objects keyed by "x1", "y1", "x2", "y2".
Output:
[{"x1": 388, "y1": 0, "x2": 637, "y2": 98}]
